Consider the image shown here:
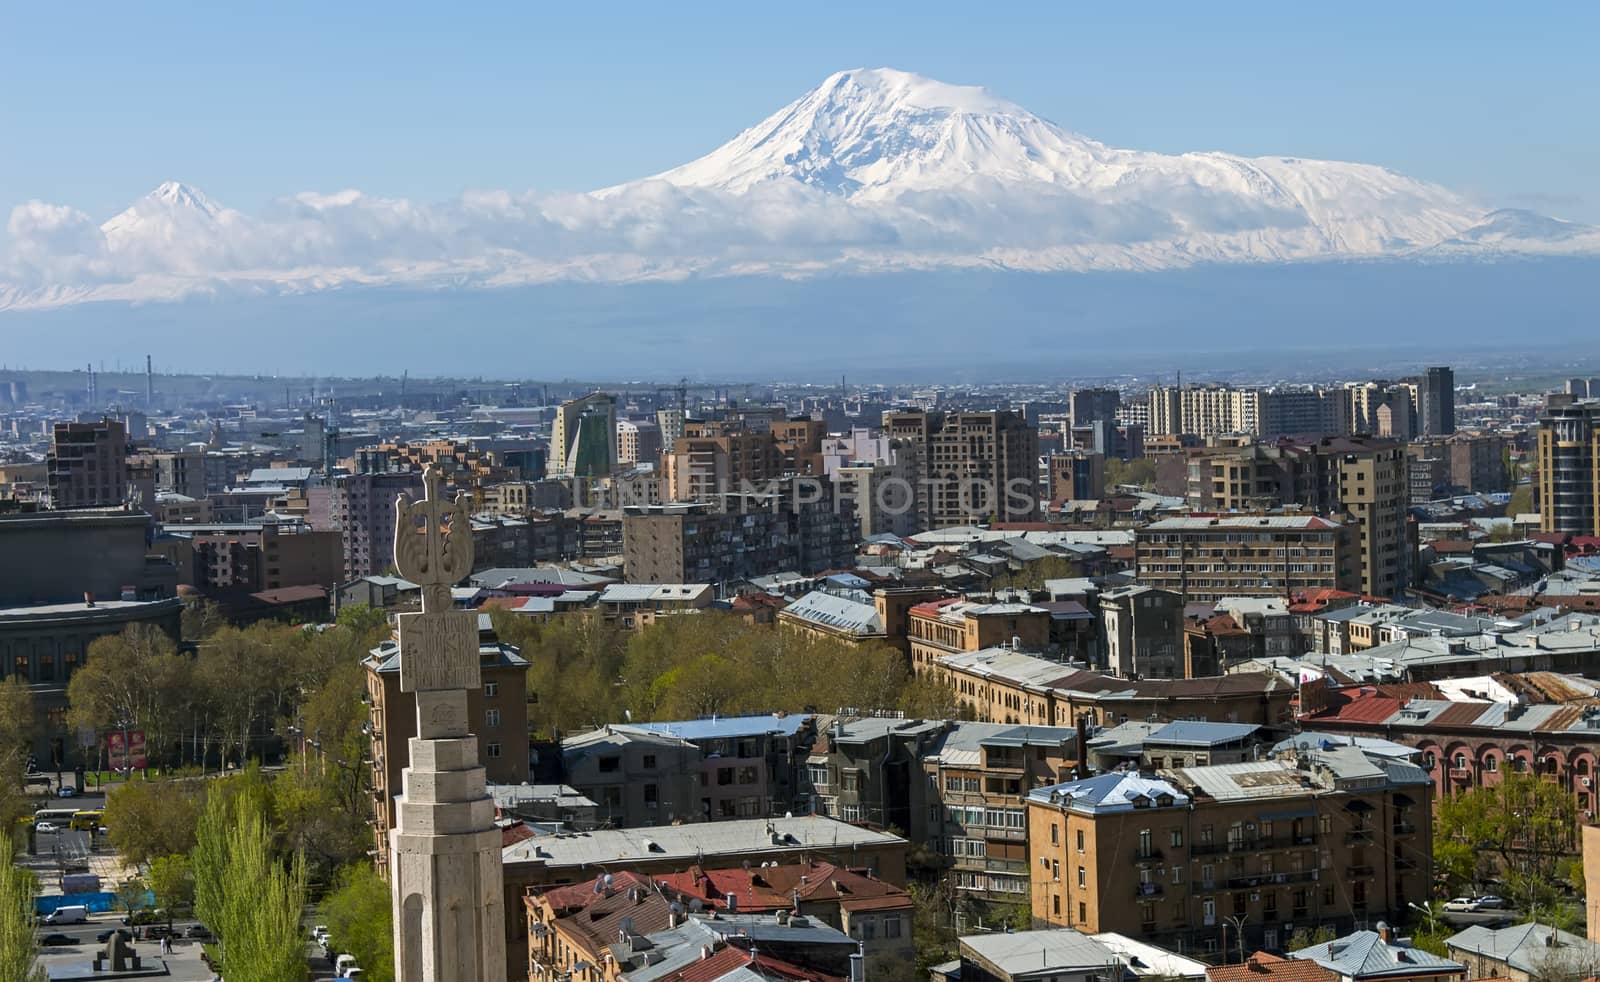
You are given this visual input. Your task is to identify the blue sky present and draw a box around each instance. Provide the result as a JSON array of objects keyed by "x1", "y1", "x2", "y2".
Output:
[{"x1": 4, "y1": 2, "x2": 1597, "y2": 221}]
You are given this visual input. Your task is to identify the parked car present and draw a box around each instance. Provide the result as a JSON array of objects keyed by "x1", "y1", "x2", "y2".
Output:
[
  {"x1": 97, "y1": 928, "x2": 133, "y2": 943},
  {"x1": 1475, "y1": 895, "x2": 1507, "y2": 910},
  {"x1": 34, "y1": 821, "x2": 60, "y2": 834},
  {"x1": 1443, "y1": 897, "x2": 1478, "y2": 912},
  {"x1": 57, "y1": 786, "x2": 76, "y2": 798},
  {"x1": 142, "y1": 924, "x2": 175, "y2": 941},
  {"x1": 335, "y1": 954, "x2": 360, "y2": 976},
  {"x1": 186, "y1": 924, "x2": 213, "y2": 939},
  {"x1": 39, "y1": 933, "x2": 77, "y2": 946}
]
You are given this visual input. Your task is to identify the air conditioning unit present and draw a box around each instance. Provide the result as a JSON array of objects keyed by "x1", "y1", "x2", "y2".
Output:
[
  {"x1": 1245, "y1": 823, "x2": 1256, "y2": 831},
  {"x1": 1250, "y1": 892, "x2": 1261, "y2": 902},
  {"x1": 1583, "y1": 777, "x2": 1592, "y2": 788}
]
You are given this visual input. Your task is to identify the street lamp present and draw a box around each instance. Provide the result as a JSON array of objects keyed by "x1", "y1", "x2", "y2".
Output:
[{"x1": 1408, "y1": 901, "x2": 1439, "y2": 936}]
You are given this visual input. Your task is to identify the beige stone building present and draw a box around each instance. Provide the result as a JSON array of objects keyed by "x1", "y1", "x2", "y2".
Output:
[{"x1": 1135, "y1": 515, "x2": 1359, "y2": 604}]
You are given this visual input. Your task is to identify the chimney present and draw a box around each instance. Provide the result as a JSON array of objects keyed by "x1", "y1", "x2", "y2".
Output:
[
  {"x1": 850, "y1": 947, "x2": 866, "y2": 982},
  {"x1": 1377, "y1": 921, "x2": 1393, "y2": 944},
  {"x1": 84, "y1": 592, "x2": 95, "y2": 608}
]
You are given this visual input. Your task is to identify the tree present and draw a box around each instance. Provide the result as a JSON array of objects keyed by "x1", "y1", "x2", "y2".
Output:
[
  {"x1": 320, "y1": 864, "x2": 394, "y2": 982},
  {"x1": 0, "y1": 859, "x2": 46, "y2": 982},
  {"x1": 335, "y1": 603, "x2": 390, "y2": 645},
  {"x1": 0, "y1": 677, "x2": 35, "y2": 830},
  {"x1": 181, "y1": 597, "x2": 227, "y2": 641},
  {"x1": 147, "y1": 854, "x2": 194, "y2": 923},
  {"x1": 1507, "y1": 482, "x2": 1535, "y2": 519},
  {"x1": 114, "y1": 876, "x2": 149, "y2": 920},
  {"x1": 1436, "y1": 772, "x2": 1576, "y2": 910},
  {"x1": 67, "y1": 624, "x2": 188, "y2": 773},
  {"x1": 1287, "y1": 925, "x2": 1337, "y2": 951},
  {"x1": 192, "y1": 772, "x2": 304, "y2": 980},
  {"x1": 102, "y1": 777, "x2": 203, "y2": 867},
  {"x1": 1104, "y1": 457, "x2": 1157, "y2": 493}
]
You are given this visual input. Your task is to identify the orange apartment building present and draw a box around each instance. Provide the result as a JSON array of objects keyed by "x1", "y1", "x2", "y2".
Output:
[
  {"x1": 908, "y1": 598, "x2": 1053, "y2": 672},
  {"x1": 1026, "y1": 745, "x2": 1433, "y2": 956},
  {"x1": 364, "y1": 637, "x2": 530, "y2": 871}
]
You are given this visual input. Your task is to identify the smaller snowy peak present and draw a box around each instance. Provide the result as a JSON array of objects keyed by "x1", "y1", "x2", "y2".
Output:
[{"x1": 147, "y1": 180, "x2": 223, "y2": 217}]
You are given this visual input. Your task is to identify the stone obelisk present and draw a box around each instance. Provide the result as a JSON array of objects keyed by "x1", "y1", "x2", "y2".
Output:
[{"x1": 389, "y1": 466, "x2": 507, "y2": 982}]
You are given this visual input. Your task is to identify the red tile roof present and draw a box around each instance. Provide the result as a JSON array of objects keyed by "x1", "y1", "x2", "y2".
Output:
[{"x1": 1209, "y1": 952, "x2": 1339, "y2": 982}]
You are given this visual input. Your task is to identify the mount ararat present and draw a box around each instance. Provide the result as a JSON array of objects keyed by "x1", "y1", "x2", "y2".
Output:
[{"x1": 2, "y1": 69, "x2": 1596, "y2": 374}]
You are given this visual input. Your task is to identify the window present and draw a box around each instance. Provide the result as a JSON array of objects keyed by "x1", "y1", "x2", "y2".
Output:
[
  {"x1": 1171, "y1": 866, "x2": 1184, "y2": 885},
  {"x1": 1137, "y1": 828, "x2": 1154, "y2": 859},
  {"x1": 1201, "y1": 864, "x2": 1214, "y2": 889},
  {"x1": 1485, "y1": 756, "x2": 1498, "y2": 772},
  {"x1": 1202, "y1": 898, "x2": 1216, "y2": 926},
  {"x1": 1169, "y1": 828, "x2": 1184, "y2": 848},
  {"x1": 1051, "y1": 823, "x2": 1059, "y2": 846},
  {"x1": 484, "y1": 681, "x2": 499, "y2": 698},
  {"x1": 842, "y1": 772, "x2": 860, "y2": 792},
  {"x1": 1053, "y1": 896, "x2": 1061, "y2": 917},
  {"x1": 486, "y1": 742, "x2": 501, "y2": 759},
  {"x1": 1233, "y1": 892, "x2": 1247, "y2": 916},
  {"x1": 717, "y1": 767, "x2": 733, "y2": 786},
  {"x1": 1051, "y1": 859, "x2": 1060, "y2": 881},
  {"x1": 1078, "y1": 901, "x2": 1087, "y2": 923},
  {"x1": 885, "y1": 916, "x2": 901, "y2": 939},
  {"x1": 1077, "y1": 829, "x2": 1085, "y2": 851},
  {"x1": 1199, "y1": 824, "x2": 1214, "y2": 844},
  {"x1": 809, "y1": 764, "x2": 830, "y2": 787},
  {"x1": 599, "y1": 755, "x2": 620, "y2": 774},
  {"x1": 1077, "y1": 866, "x2": 1086, "y2": 888},
  {"x1": 643, "y1": 754, "x2": 657, "y2": 770},
  {"x1": 842, "y1": 804, "x2": 863, "y2": 822},
  {"x1": 737, "y1": 766, "x2": 759, "y2": 785},
  {"x1": 644, "y1": 783, "x2": 658, "y2": 807},
  {"x1": 485, "y1": 709, "x2": 501, "y2": 728},
  {"x1": 944, "y1": 775, "x2": 961, "y2": 792}
]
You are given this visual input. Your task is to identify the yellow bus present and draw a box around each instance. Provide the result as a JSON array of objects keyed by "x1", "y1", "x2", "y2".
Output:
[{"x1": 69, "y1": 810, "x2": 104, "y2": 831}]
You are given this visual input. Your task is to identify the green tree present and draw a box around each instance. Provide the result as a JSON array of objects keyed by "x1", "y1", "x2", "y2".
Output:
[
  {"x1": 1436, "y1": 772, "x2": 1576, "y2": 910},
  {"x1": 220, "y1": 800, "x2": 307, "y2": 982},
  {"x1": 0, "y1": 859, "x2": 46, "y2": 982},
  {"x1": 102, "y1": 777, "x2": 203, "y2": 867},
  {"x1": 67, "y1": 624, "x2": 189, "y2": 773},
  {"x1": 1287, "y1": 925, "x2": 1337, "y2": 951},
  {"x1": 147, "y1": 854, "x2": 194, "y2": 923},
  {"x1": 181, "y1": 597, "x2": 227, "y2": 641},
  {"x1": 320, "y1": 864, "x2": 394, "y2": 982},
  {"x1": 1507, "y1": 482, "x2": 1535, "y2": 519},
  {"x1": 0, "y1": 677, "x2": 35, "y2": 830},
  {"x1": 114, "y1": 876, "x2": 149, "y2": 919},
  {"x1": 1104, "y1": 457, "x2": 1157, "y2": 493},
  {"x1": 335, "y1": 604, "x2": 390, "y2": 645}
]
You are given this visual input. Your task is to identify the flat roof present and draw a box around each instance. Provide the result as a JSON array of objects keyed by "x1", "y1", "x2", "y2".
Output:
[{"x1": 503, "y1": 815, "x2": 904, "y2": 868}]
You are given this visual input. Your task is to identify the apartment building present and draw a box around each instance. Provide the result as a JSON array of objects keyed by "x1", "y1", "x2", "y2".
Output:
[
  {"x1": 663, "y1": 421, "x2": 782, "y2": 502},
  {"x1": 560, "y1": 726, "x2": 702, "y2": 828},
  {"x1": 803, "y1": 716, "x2": 949, "y2": 830},
  {"x1": 1027, "y1": 745, "x2": 1433, "y2": 955},
  {"x1": 615, "y1": 714, "x2": 815, "y2": 819},
  {"x1": 907, "y1": 598, "x2": 1053, "y2": 673},
  {"x1": 882, "y1": 410, "x2": 1039, "y2": 526},
  {"x1": 1047, "y1": 452, "x2": 1106, "y2": 503},
  {"x1": 1099, "y1": 585, "x2": 1183, "y2": 679},
  {"x1": 931, "y1": 651, "x2": 1294, "y2": 730},
  {"x1": 924, "y1": 722, "x2": 1078, "y2": 903},
  {"x1": 352, "y1": 438, "x2": 511, "y2": 482},
  {"x1": 1538, "y1": 398, "x2": 1600, "y2": 536},
  {"x1": 47, "y1": 418, "x2": 129, "y2": 509},
  {"x1": 1135, "y1": 516, "x2": 1359, "y2": 604},
  {"x1": 164, "y1": 520, "x2": 343, "y2": 594},
  {"x1": 616, "y1": 418, "x2": 664, "y2": 467},
  {"x1": 329, "y1": 470, "x2": 426, "y2": 579},
  {"x1": 620, "y1": 495, "x2": 856, "y2": 585},
  {"x1": 363, "y1": 638, "x2": 530, "y2": 871}
]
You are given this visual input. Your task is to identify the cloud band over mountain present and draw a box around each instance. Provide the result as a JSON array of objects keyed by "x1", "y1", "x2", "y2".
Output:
[{"x1": 4, "y1": 68, "x2": 1598, "y2": 311}]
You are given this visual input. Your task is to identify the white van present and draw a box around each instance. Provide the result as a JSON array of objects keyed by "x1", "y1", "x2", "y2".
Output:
[
  {"x1": 45, "y1": 905, "x2": 89, "y2": 925},
  {"x1": 335, "y1": 954, "x2": 360, "y2": 976}
]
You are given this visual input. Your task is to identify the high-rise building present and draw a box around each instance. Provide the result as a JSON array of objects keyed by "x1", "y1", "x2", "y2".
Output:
[
  {"x1": 662, "y1": 421, "x2": 783, "y2": 503},
  {"x1": 615, "y1": 419, "x2": 663, "y2": 467},
  {"x1": 47, "y1": 419, "x2": 130, "y2": 510},
  {"x1": 1069, "y1": 388, "x2": 1122, "y2": 430},
  {"x1": 1419, "y1": 366, "x2": 1456, "y2": 436},
  {"x1": 1178, "y1": 436, "x2": 1410, "y2": 598},
  {"x1": 882, "y1": 410, "x2": 1039, "y2": 527},
  {"x1": 621, "y1": 491, "x2": 856, "y2": 585},
  {"x1": 655, "y1": 407, "x2": 686, "y2": 446},
  {"x1": 329, "y1": 471, "x2": 426, "y2": 579},
  {"x1": 1047, "y1": 452, "x2": 1105, "y2": 503},
  {"x1": 1135, "y1": 515, "x2": 1359, "y2": 604},
  {"x1": 548, "y1": 392, "x2": 617, "y2": 477},
  {"x1": 1537, "y1": 399, "x2": 1600, "y2": 535}
]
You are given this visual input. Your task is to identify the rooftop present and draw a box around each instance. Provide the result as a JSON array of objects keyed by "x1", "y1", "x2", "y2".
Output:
[{"x1": 503, "y1": 816, "x2": 905, "y2": 869}]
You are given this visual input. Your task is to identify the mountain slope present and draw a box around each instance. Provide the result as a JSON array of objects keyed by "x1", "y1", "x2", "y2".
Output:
[{"x1": 2, "y1": 68, "x2": 1597, "y2": 312}]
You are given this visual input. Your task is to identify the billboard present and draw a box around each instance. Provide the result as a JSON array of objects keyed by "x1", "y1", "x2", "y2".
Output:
[{"x1": 106, "y1": 731, "x2": 147, "y2": 771}]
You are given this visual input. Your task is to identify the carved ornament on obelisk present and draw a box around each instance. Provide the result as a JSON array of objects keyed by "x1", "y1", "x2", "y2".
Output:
[{"x1": 389, "y1": 466, "x2": 507, "y2": 982}]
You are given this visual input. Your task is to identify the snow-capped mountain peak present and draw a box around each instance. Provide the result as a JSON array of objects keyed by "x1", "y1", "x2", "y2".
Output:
[
  {"x1": 147, "y1": 180, "x2": 223, "y2": 215},
  {"x1": 641, "y1": 67, "x2": 1106, "y2": 198},
  {"x1": 101, "y1": 181, "x2": 228, "y2": 244}
]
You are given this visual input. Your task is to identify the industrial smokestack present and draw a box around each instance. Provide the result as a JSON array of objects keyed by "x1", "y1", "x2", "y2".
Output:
[{"x1": 145, "y1": 355, "x2": 153, "y2": 408}]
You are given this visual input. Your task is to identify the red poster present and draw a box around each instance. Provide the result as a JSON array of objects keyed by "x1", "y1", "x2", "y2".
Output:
[{"x1": 107, "y1": 731, "x2": 147, "y2": 770}]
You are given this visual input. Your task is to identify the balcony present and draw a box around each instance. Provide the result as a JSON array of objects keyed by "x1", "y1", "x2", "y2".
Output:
[
  {"x1": 1134, "y1": 882, "x2": 1164, "y2": 899},
  {"x1": 1134, "y1": 849, "x2": 1164, "y2": 862},
  {"x1": 1345, "y1": 829, "x2": 1373, "y2": 844},
  {"x1": 1190, "y1": 834, "x2": 1315, "y2": 857},
  {"x1": 1393, "y1": 822, "x2": 1417, "y2": 835},
  {"x1": 1224, "y1": 869, "x2": 1318, "y2": 890}
]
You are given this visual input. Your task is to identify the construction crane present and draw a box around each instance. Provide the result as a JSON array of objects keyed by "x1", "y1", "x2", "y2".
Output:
[{"x1": 655, "y1": 377, "x2": 689, "y2": 414}]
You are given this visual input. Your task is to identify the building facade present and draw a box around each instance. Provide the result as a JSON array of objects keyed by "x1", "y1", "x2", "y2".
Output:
[{"x1": 1538, "y1": 399, "x2": 1600, "y2": 536}]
